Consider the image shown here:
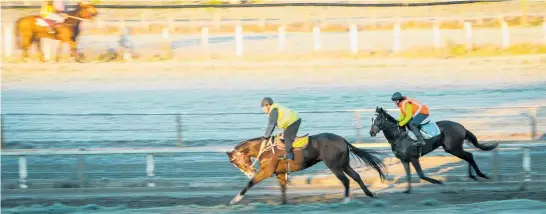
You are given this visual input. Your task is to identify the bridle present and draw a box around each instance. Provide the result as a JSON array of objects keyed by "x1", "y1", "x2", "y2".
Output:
[
  {"x1": 372, "y1": 113, "x2": 398, "y2": 132},
  {"x1": 230, "y1": 150, "x2": 256, "y2": 178}
]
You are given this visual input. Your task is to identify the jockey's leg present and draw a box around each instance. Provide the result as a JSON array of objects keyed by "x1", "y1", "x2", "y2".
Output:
[
  {"x1": 409, "y1": 113, "x2": 428, "y2": 146},
  {"x1": 283, "y1": 118, "x2": 300, "y2": 161}
]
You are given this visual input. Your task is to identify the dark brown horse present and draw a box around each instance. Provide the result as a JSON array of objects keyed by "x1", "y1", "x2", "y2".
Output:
[
  {"x1": 15, "y1": 2, "x2": 98, "y2": 62},
  {"x1": 226, "y1": 133, "x2": 386, "y2": 205}
]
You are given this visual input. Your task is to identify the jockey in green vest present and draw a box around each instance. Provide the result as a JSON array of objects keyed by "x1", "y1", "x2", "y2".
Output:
[{"x1": 261, "y1": 97, "x2": 301, "y2": 160}]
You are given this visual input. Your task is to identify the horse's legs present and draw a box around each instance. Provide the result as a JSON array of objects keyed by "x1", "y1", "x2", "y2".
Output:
[
  {"x1": 402, "y1": 160, "x2": 412, "y2": 194},
  {"x1": 35, "y1": 38, "x2": 45, "y2": 62},
  {"x1": 230, "y1": 166, "x2": 275, "y2": 205},
  {"x1": 410, "y1": 158, "x2": 443, "y2": 185},
  {"x1": 68, "y1": 40, "x2": 79, "y2": 59},
  {"x1": 20, "y1": 36, "x2": 33, "y2": 61},
  {"x1": 447, "y1": 148, "x2": 489, "y2": 180},
  {"x1": 326, "y1": 166, "x2": 351, "y2": 203},
  {"x1": 343, "y1": 165, "x2": 374, "y2": 197},
  {"x1": 56, "y1": 40, "x2": 64, "y2": 62},
  {"x1": 275, "y1": 173, "x2": 288, "y2": 204},
  {"x1": 468, "y1": 161, "x2": 477, "y2": 180}
]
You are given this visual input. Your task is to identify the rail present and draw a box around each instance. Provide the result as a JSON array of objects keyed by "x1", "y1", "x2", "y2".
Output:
[{"x1": 2, "y1": 141, "x2": 545, "y2": 189}]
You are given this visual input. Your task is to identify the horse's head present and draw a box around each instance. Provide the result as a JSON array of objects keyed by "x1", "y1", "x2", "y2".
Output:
[
  {"x1": 369, "y1": 106, "x2": 393, "y2": 137},
  {"x1": 226, "y1": 150, "x2": 256, "y2": 179},
  {"x1": 76, "y1": 1, "x2": 98, "y2": 20}
]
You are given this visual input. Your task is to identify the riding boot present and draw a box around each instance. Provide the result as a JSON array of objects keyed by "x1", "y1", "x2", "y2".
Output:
[{"x1": 408, "y1": 123, "x2": 425, "y2": 146}]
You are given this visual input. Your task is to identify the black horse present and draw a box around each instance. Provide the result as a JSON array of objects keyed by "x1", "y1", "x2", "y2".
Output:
[
  {"x1": 369, "y1": 107, "x2": 498, "y2": 193},
  {"x1": 226, "y1": 133, "x2": 386, "y2": 204}
]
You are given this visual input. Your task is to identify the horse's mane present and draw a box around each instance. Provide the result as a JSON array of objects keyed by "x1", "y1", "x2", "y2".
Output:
[
  {"x1": 379, "y1": 108, "x2": 398, "y2": 123},
  {"x1": 234, "y1": 137, "x2": 262, "y2": 151}
]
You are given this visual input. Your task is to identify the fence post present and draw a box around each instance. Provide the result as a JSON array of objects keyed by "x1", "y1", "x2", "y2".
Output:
[
  {"x1": 235, "y1": 25, "x2": 243, "y2": 56},
  {"x1": 3, "y1": 24, "x2": 13, "y2": 59},
  {"x1": 146, "y1": 154, "x2": 155, "y2": 187},
  {"x1": 520, "y1": 146, "x2": 532, "y2": 190},
  {"x1": 500, "y1": 20, "x2": 510, "y2": 48},
  {"x1": 433, "y1": 21, "x2": 442, "y2": 48},
  {"x1": 41, "y1": 38, "x2": 52, "y2": 61},
  {"x1": 313, "y1": 25, "x2": 321, "y2": 51},
  {"x1": 464, "y1": 22, "x2": 473, "y2": 50},
  {"x1": 161, "y1": 27, "x2": 172, "y2": 59},
  {"x1": 78, "y1": 155, "x2": 85, "y2": 188},
  {"x1": 392, "y1": 22, "x2": 401, "y2": 53},
  {"x1": 176, "y1": 114, "x2": 183, "y2": 147},
  {"x1": 19, "y1": 156, "x2": 28, "y2": 189},
  {"x1": 543, "y1": 20, "x2": 546, "y2": 44},
  {"x1": 529, "y1": 107, "x2": 537, "y2": 140},
  {"x1": 354, "y1": 111, "x2": 362, "y2": 143},
  {"x1": 201, "y1": 26, "x2": 209, "y2": 46},
  {"x1": 349, "y1": 24, "x2": 358, "y2": 54},
  {"x1": 278, "y1": 25, "x2": 285, "y2": 52}
]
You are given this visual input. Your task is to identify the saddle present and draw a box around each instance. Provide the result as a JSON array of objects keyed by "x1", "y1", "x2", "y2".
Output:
[{"x1": 274, "y1": 133, "x2": 310, "y2": 150}]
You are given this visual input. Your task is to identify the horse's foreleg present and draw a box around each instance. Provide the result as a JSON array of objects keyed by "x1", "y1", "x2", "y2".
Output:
[
  {"x1": 410, "y1": 158, "x2": 443, "y2": 185},
  {"x1": 68, "y1": 40, "x2": 79, "y2": 60},
  {"x1": 275, "y1": 173, "x2": 288, "y2": 204},
  {"x1": 402, "y1": 160, "x2": 412, "y2": 194},
  {"x1": 56, "y1": 41, "x2": 64, "y2": 62},
  {"x1": 230, "y1": 167, "x2": 275, "y2": 205}
]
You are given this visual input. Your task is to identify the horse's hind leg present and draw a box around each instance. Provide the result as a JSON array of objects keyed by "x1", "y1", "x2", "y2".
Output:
[
  {"x1": 275, "y1": 173, "x2": 288, "y2": 204},
  {"x1": 343, "y1": 165, "x2": 374, "y2": 197},
  {"x1": 410, "y1": 158, "x2": 443, "y2": 185},
  {"x1": 326, "y1": 165, "x2": 351, "y2": 203},
  {"x1": 447, "y1": 148, "x2": 489, "y2": 180}
]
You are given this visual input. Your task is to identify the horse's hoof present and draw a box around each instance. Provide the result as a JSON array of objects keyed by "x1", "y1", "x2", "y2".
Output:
[
  {"x1": 478, "y1": 174, "x2": 490, "y2": 179},
  {"x1": 230, "y1": 194, "x2": 243, "y2": 205},
  {"x1": 342, "y1": 197, "x2": 351, "y2": 204},
  {"x1": 403, "y1": 190, "x2": 412, "y2": 194},
  {"x1": 365, "y1": 192, "x2": 375, "y2": 198},
  {"x1": 469, "y1": 175, "x2": 478, "y2": 181}
]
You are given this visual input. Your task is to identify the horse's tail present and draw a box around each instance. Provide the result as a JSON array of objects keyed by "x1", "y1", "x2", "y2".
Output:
[
  {"x1": 345, "y1": 139, "x2": 386, "y2": 180},
  {"x1": 465, "y1": 129, "x2": 498, "y2": 151}
]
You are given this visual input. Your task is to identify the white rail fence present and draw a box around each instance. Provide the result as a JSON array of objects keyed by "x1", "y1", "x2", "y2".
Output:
[
  {"x1": 2, "y1": 142, "x2": 546, "y2": 189},
  {"x1": 2, "y1": 12, "x2": 545, "y2": 60}
]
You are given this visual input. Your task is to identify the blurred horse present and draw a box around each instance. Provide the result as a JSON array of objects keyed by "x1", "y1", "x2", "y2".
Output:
[
  {"x1": 15, "y1": 2, "x2": 98, "y2": 62},
  {"x1": 226, "y1": 132, "x2": 387, "y2": 205}
]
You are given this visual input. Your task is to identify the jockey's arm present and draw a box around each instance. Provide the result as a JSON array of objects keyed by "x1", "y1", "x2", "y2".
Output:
[
  {"x1": 398, "y1": 104, "x2": 413, "y2": 126},
  {"x1": 264, "y1": 108, "x2": 278, "y2": 138}
]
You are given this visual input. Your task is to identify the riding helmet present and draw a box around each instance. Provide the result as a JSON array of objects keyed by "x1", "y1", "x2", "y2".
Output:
[
  {"x1": 391, "y1": 92, "x2": 404, "y2": 101},
  {"x1": 261, "y1": 97, "x2": 274, "y2": 107}
]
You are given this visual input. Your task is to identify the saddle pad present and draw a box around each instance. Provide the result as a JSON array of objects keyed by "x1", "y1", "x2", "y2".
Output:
[
  {"x1": 275, "y1": 134, "x2": 310, "y2": 150},
  {"x1": 408, "y1": 121, "x2": 441, "y2": 140}
]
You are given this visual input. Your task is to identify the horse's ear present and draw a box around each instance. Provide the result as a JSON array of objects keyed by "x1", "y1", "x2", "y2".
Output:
[
  {"x1": 225, "y1": 151, "x2": 231, "y2": 156},
  {"x1": 375, "y1": 106, "x2": 379, "y2": 112},
  {"x1": 379, "y1": 107, "x2": 384, "y2": 112}
]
